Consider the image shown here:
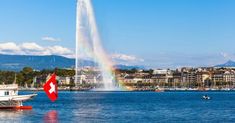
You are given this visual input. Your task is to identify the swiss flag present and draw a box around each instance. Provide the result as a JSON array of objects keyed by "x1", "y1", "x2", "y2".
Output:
[{"x1": 44, "y1": 73, "x2": 58, "y2": 102}]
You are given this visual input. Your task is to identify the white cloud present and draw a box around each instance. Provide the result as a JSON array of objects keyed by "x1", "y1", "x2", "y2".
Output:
[
  {"x1": 41, "y1": 36, "x2": 61, "y2": 42},
  {"x1": 111, "y1": 53, "x2": 144, "y2": 62},
  {"x1": 48, "y1": 45, "x2": 73, "y2": 55},
  {"x1": 0, "y1": 42, "x2": 74, "y2": 58},
  {"x1": 0, "y1": 42, "x2": 20, "y2": 51},
  {"x1": 21, "y1": 42, "x2": 44, "y2": 51},
  {"x1": 0, "y1": 42, "x2": 21, "y2": 54}
]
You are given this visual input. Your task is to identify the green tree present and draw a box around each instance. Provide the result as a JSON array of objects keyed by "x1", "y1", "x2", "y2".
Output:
[
  {"x1": 0, "y1": 71, "x2": 15, "y2": 84},
  {"x1": 22, "y1": 67, "x2": 33, "y2": 74},
  {"x1": 16, "y1": 72, "x2": 24, "y2": 86},
  {"x1": 21, "y1": 67, "x2": 34, "y2": 86}
]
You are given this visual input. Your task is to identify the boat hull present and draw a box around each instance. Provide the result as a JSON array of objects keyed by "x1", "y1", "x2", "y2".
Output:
[
  {"x1": 0, "y1": 94, "x2": 37, "y2": 109},
  {"x1": 0, "y1": 94, "x2": 37, "y2": 102},
  {"x1": 0, "y1": 106, "x2": 32, "y2": 110}
]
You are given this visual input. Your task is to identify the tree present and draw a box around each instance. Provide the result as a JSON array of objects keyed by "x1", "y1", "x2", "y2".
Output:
[
  {"x1": 22, "y1": 67, "x2": 33, "y2": 74},
  {"x1": 0, "y1": 71, "x2": 15, "y2": 84},
  {"x1": 16, "y1": 72, "x2": 24, "y2": 86},
  {"x1": 56, "y1": 69, "x2": 75, "y2": 77},
  {"x1": 21, "y1": 67, "x2": 34, "y2": 86},
  {"x1": 149, "y1": 69, "x2": 154, "y2": 75}
]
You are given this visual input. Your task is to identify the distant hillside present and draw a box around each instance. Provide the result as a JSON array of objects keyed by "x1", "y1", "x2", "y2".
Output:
[
  {"x1": 215, "y1": 60, "x2": 235, "y2": 67},
  {"x1": 0, "y1": 54, "x2": 95, "y2": 71},
  {"x1": 114, "y1": 64, "x2": 145, "y2": 70}
]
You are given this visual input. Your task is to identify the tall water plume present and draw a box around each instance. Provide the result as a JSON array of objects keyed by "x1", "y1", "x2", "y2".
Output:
[{"x1": 75, "y1": 0, "x2": 116, "y2": 90}]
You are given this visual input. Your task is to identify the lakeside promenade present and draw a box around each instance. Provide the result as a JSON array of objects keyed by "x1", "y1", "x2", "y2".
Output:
[
  {"x1": 2, "y1": 67, "x2": 235, "y2": 91},
  {"x1": 19, "y1": 87, "x2": 235, "y2": 91}
]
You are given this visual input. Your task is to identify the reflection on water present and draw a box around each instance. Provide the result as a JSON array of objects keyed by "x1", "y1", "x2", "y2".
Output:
[
  {"x1": 74, "y1": 103, "x2": 103, "y2": 121},
  {"x1": 0, "y1": 110, "x2": 24, "y2": 118},
  {"x1": 0, "y1": 110, "x2": 32, "y2": 122},
  {"x1": 44, "y1": 110, "x2": 58, "y2": 123}
]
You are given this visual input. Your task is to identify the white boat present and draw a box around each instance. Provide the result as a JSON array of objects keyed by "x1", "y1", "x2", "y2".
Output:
[
  {"x1": 202, "y1": 95, "x2": 211, "y2": 100},
  {"x1": 0, "y1": 84, "x2": 37, "y2": 109}
]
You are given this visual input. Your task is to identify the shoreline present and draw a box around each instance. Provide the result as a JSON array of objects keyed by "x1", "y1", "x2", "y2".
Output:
[{"x1": 19, "y1": 87, "x2": 235, "y2": 92}]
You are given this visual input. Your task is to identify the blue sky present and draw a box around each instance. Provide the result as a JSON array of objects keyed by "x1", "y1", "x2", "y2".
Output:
[{"x1": 0, "y1": 0, "x2": 235, "y2": 68}]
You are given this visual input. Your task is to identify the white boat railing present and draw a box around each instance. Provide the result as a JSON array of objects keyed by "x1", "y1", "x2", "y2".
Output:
[{"x1": 0, "y1": 84, "x2": 18, "y2": 90}]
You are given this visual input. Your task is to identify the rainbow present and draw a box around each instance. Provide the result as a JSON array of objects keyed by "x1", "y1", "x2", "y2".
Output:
[{"x1": 76, "y1": 0, "x2": 129, "y2": 90}]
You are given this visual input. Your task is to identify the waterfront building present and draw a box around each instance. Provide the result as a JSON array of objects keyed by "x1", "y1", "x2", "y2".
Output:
[
  {"x1": 223, "y1": 71, "x2": 235, "y2": 82},
  {"x1": 76, "y1": 75, "x2": 86, "y2": 84},
  {"x1": 212, "y1": 71, "x2": 224, "y2": 87},
  {"x1": 181, "y1": 72, "x2": 187, "y2": 87},
  {"x1": 152, "y1": 74, "x2": 167, "y2": 86},
  {"x1": 196, "y1": 72, "x2": 210, "y2": 88},
  {"x1": 153, "y1": 69, "x2": 167, "y2": 74},
  {"x1": 166, "y1": 70, "x2": 173, "y2": 86},
  {"x1": 142, "y1": 75, "x2": 153, "y2": 83},
  {"x1": 223, "y1": 71, "x2": 235, "y2": 88},
  {"x1": 172, "y1": 72, "x2": 182, "y2": 87},
  {"x1": 180, "y1": 71, "x2": 197, "y2": 88},
  {"x1": 85, "y1": 75, "x2": 97, "y2": 84},
  {"x1": 57, "y1": 76, "x2": 71, "y2": 85},
  {"x1": 123, "y1": 76, "x2": 135, "y2": 83}
]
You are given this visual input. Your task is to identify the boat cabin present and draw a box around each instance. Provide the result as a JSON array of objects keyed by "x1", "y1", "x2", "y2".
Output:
[{"x1": 0, "y1": 84, "x2": 18, "y2": 96}]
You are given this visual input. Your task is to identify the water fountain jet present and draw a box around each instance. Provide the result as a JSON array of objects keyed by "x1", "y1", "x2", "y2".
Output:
[{"x1": 75, "y1": 0, "x2": 118, "y2": 91}]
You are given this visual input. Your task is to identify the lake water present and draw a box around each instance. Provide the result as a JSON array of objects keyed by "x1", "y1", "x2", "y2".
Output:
[{"x1": 0, "y1": 91, "x2": 235, "y2": 122}]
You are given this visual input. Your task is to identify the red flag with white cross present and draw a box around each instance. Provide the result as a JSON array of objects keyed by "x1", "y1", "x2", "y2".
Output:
[{"x1": 43, "y1": 73, "x2": 58, "y2": 102}]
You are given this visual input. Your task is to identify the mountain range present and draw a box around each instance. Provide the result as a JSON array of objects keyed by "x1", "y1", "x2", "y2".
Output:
[
  {"x1": 0, "y1": 54, "x2": 143, "y2": 71},
  {"x1": 214, "y1": 60, "x2": 235, "y2": 67},
  {"x1": 2, "y1": 54, "x2": 233, "y2": 71},
  {"x1": 0, "y1": 54, "x2": 94, "y2": 71}
]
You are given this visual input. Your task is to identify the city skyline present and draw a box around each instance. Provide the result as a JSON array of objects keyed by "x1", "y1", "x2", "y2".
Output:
[{"x1": 0, "y1": 0, "x2": 235, "y2": 68}]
